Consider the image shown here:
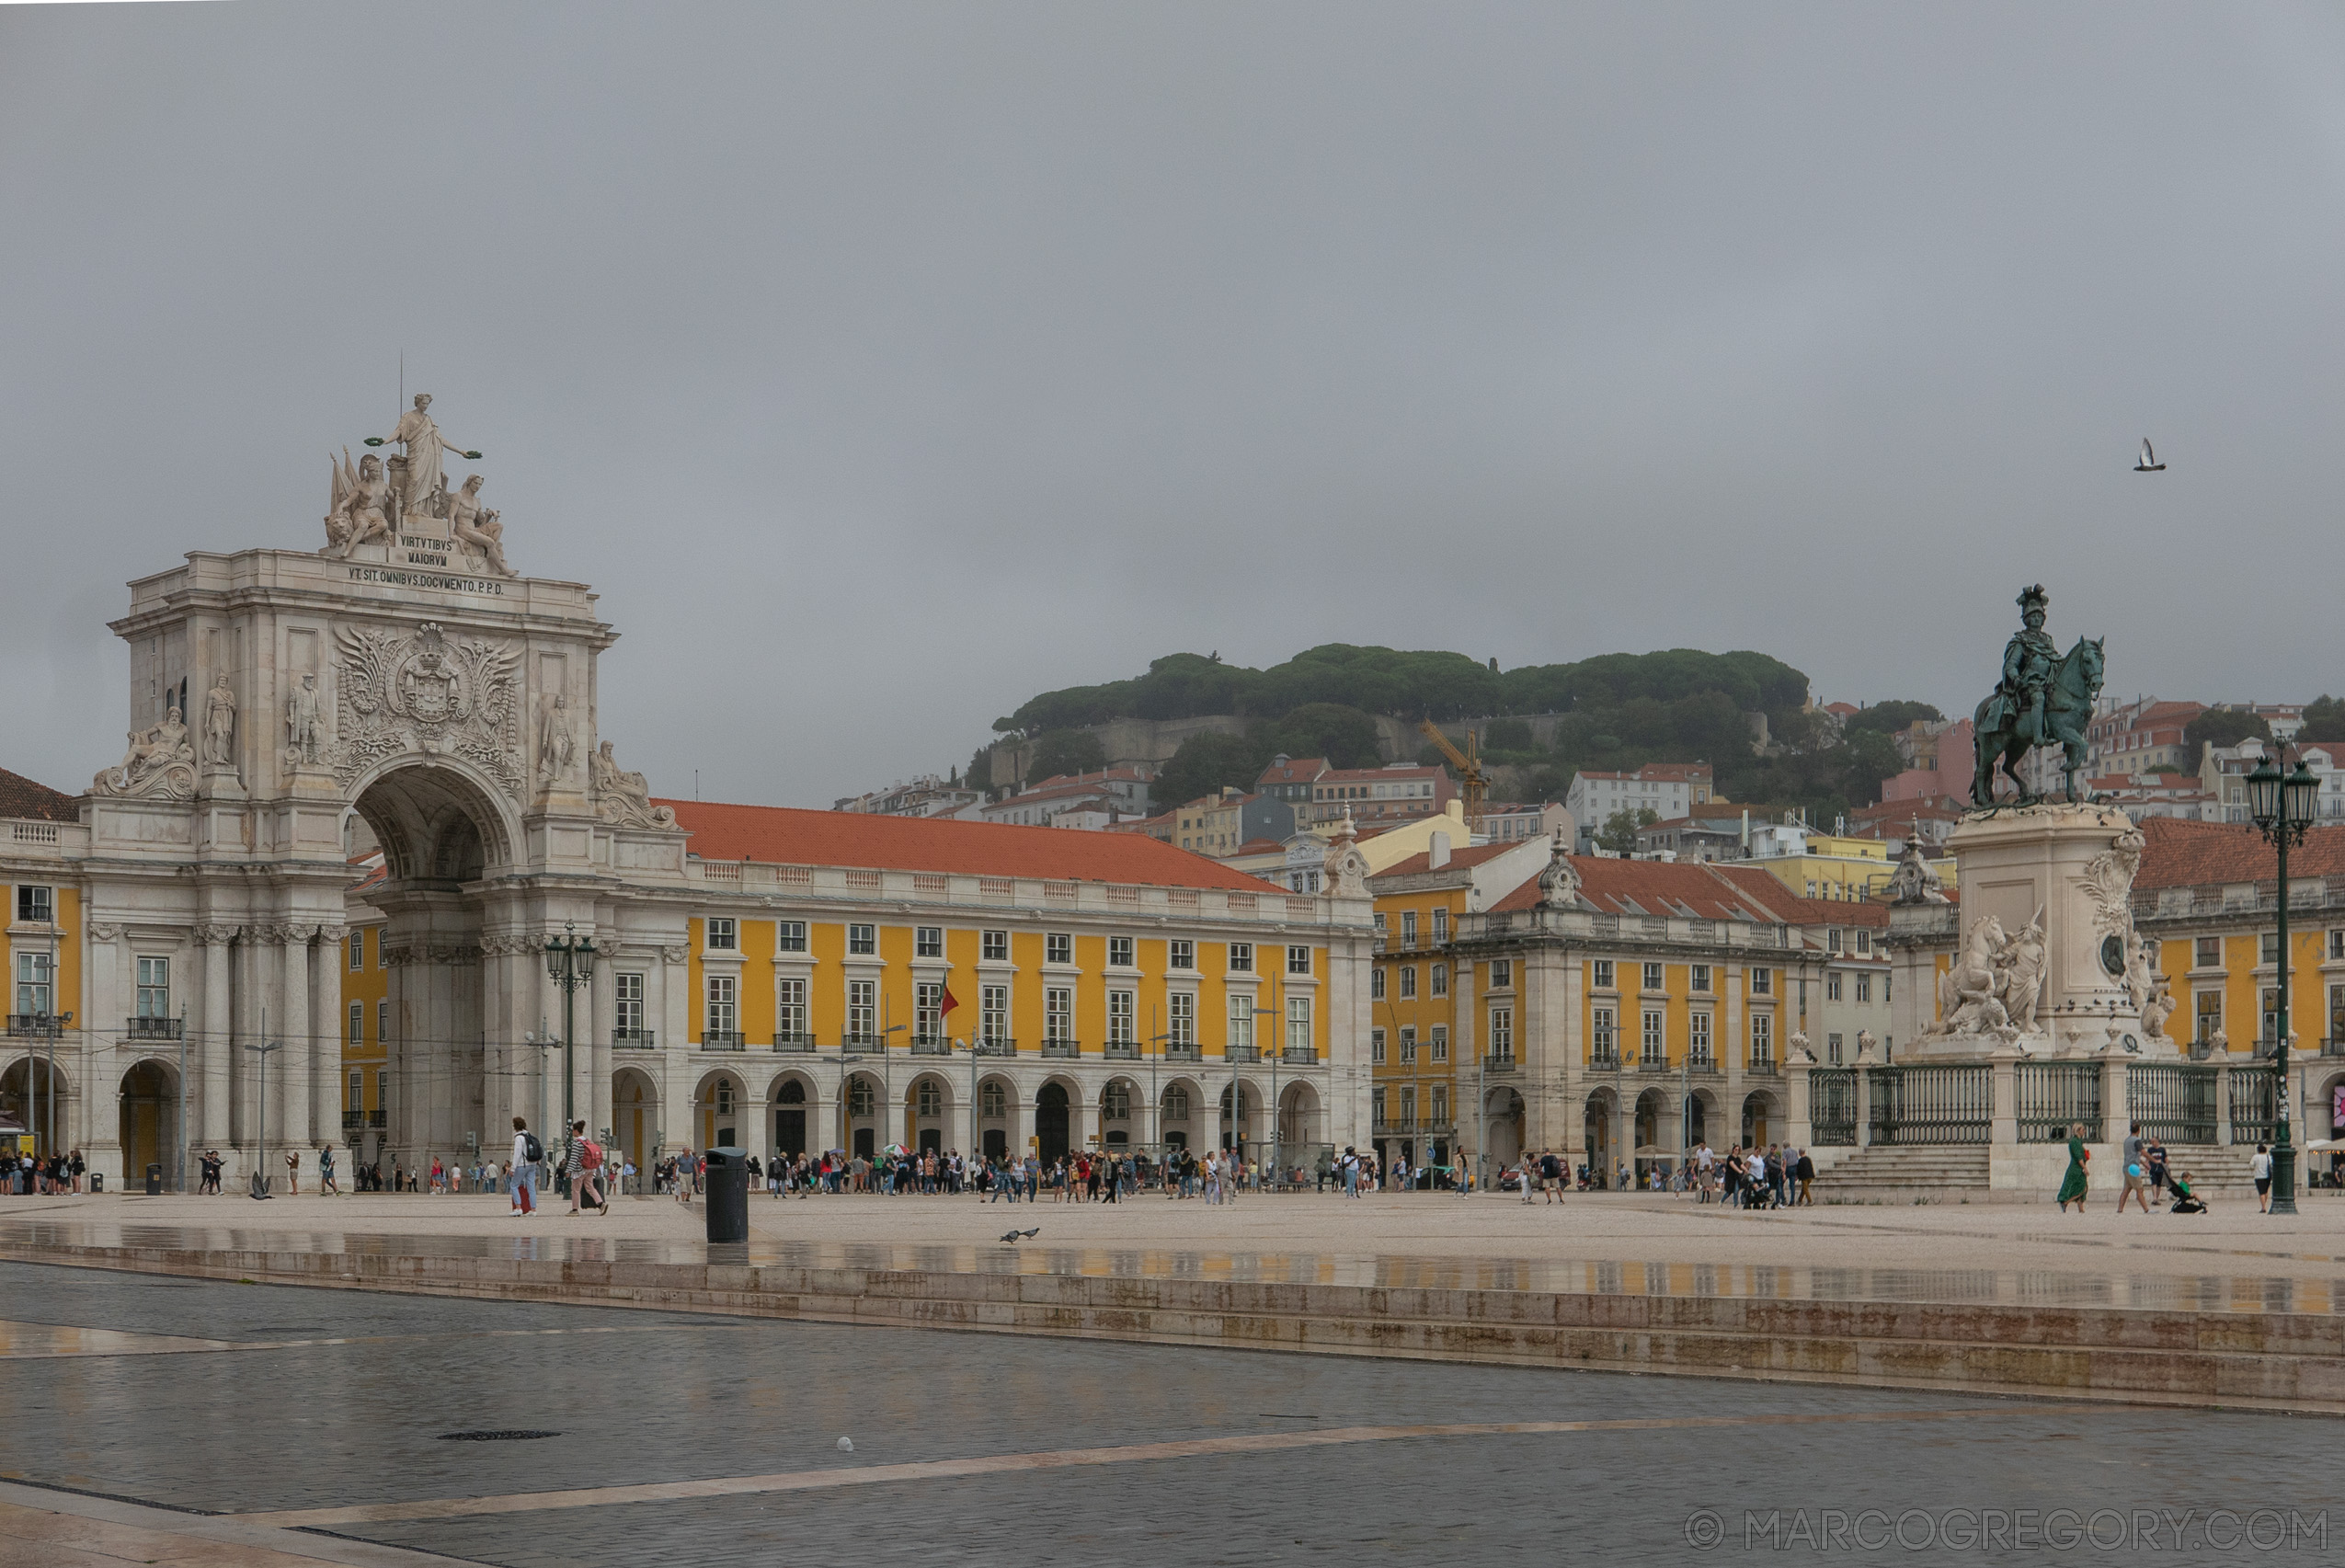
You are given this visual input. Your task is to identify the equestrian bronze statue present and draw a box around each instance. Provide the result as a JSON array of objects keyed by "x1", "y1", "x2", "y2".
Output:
[{"x1": 1972, "y1": 584, "x2": 2104, "y2": 807}]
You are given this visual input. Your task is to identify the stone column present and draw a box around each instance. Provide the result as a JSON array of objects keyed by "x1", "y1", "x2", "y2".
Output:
[
  {"x1": 2215, "y1": 1059, "x2": 2234, "y2": 1146},
  {"x1": 197, "y1": 926, "x2": 234, "y2": 1150},
  {"x1": 1786, "y1": 1059, "x2": 1814, "y2": 1148},
  {"x1": 1987, "y1": 1044, "x2": 2019, "y2": 1147},
  {"x1": 279, "y1": 925, "x2": 311, "y2": 1164},
  {"x1": 85, "y1": 923, "x2": 124, "y2": 1184},
  {"x1": 316, "y1": 924, "x2": 349, "y2": 1166},
  {"x1": 2099, "y1": 1039, "x2": 2131, "y2": 1148},
  {"x1": 1854, "y1": 1063, "x2": 1873, "y2": 1149},
  {"x1": 590, "y1": 952, "x2": 616, "y2": 1142}
]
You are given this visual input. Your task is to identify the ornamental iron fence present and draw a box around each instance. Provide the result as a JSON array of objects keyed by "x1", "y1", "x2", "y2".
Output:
[{"x1": 1866, "y1": 1064, "x2": 1991, "y2": 1146}]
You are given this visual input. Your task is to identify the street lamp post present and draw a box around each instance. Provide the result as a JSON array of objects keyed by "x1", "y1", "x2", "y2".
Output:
[
  {"x1": 2246, "y1": 754, "x2": 2318, "y2": 1217},
  {"x1": 245, "y1": 1006, "x2": 280, "y2": 1200},
  {"x1": 543, "y1": 924, "x2": 597, "y2": 1131}
]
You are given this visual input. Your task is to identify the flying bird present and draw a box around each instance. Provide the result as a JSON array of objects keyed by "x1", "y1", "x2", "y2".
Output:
[
  {"x1": 2133, "y1": 439, "x2": 2166, "y2": 473},
  {"x1": 1000, "y1": 1227, "x2": 1040, "y2": 1243}
]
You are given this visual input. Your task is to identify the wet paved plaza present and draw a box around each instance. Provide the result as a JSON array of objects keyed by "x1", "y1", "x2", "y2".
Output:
[{"x1": 0, "y1": 1258, "x2": 2338, "y2": 1565}]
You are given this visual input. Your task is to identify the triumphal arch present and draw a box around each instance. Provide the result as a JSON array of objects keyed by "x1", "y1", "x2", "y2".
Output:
[{"x1": 78, "y1": 396, "x2": 690, "y2": 1183}]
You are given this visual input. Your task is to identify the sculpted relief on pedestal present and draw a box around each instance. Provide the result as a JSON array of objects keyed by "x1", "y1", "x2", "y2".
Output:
[
  {"x1": 590, "y1": 739, "x2": 676, "y2": 830},
  {"x1": 92, "y1": 704, "x2": 197, "y2": 800},
  {"x1": 332, "y1": 620, "x2": 522, "y2": 798}
]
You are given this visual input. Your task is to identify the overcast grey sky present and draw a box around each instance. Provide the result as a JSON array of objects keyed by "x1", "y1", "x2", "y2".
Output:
[{"x1": 5, "y1": 3, "x2": 2343, "y2": 806}]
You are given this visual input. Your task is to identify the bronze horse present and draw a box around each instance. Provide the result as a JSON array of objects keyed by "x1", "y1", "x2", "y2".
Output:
[{"x1": 1972, "y1": 635, "x2": 2104, "y2": 806}]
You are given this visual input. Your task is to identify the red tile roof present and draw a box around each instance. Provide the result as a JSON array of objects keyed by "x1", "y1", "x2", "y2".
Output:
[
  {"x1": 0, "y1": 767, "x2": 77, "y2": 823},
  {"x1": 656, "y1": 798, "x2": 1278, "y2": 890},
  {"x1": 1372, "y1": 843, "x2": 1521, "y2": 878},
  {"x1": 1490, "y1": 855, "x2": 1786, "y2": 921},
  {"x1": 1257, "y1": 757, "x2": 1329, "y2": 786},
  {"x1": 2133, "y1": 816, "x2": 2345, "y2": 890}
]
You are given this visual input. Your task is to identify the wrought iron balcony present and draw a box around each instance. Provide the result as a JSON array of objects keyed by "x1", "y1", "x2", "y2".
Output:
[
  {"x1": 1746, "y1": 1057, "x2": 1780, "y2": 1077},
  {"x1": 973, "y1": 1036, "x2": 1017, "y2": 1057},
  {"x1": 341, "y1": 1110, "x2": 361, "y2": 1129},
  {"x1": 1226, "y1": 1043, "x2": 1261, "y2": 1063},
  {"x1": 1281, "y1": 1044, "x2": 1318, "y2": 1064},
  {"x1": 1040, "y1": 1038, "x2": 1081, "y2": 1059},
  {"x1": 1103, "y1": 1040, "x2": 1139, "y2": 1060},
  {"x1": 612, "y1": 1027, "x2": 658, "y2": 1048},
  {"x1": 910, "y1": 1036, "x2": 953, "y2": 1056},
  {"x1": 1163, "y1": 1041, "x2": 1202, "y2": 1062},
  {"x1": 772, "y1": 1032, "x2": 817, "y2": 1053},
  {"x1": 6, "y1": 1013, "x2": 64, "y2": 1038},
  {"x1": 126, "y1": 1015, "x2": 184, "y2": 1041},
  {"x1": 1483, "y1": 1054, "x2": 1519, "y2": 1074},
  {"x1": 367, "y1": 1110, "x2": 386, "y2": 1128},
  {"x1": 841, "y1": 1034, "x2": 886, "y2": 1055},
  {"x1": 701, "y1": 1031, "x2": 745, "y2": 1051},
  {"x1": 1588, "y1": 1050, "x2": 1621, "y2": 1070}
]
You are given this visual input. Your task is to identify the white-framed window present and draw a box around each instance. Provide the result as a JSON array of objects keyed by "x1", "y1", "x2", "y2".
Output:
[
  {"x1": 1641, "y1": 1008, "x2": 1664, "y2": 1061},
  {"x1": 1642, "y1": 961, "x2": 1664, "y2": 991},
  {"x1": 349, "y1": 1000, "x2": 363, "y2": 1046},
  {"x1": 981, "y1": 929, "x2": 1009, "y2": 962},
  {"x1": 1432, "y1": 908, "x2": 1449, "y2": 944},
  {"x1": 1826, "y1": 973, "x2": 1843, "y2": 1002},
  {"x1": 1371, "y1": 967, "x2": 1387, "y2": 1001},
  {"x1": 615, "y1": 972, "x2": 646, "y2": 1036},
  {"x1": 349, "y1": 930, "x2": 365, "y2": 971},
  {"x1": 377, "y1": 1000, "x2": 388, "y2": 1046},
  {"x1": 1109, "y1": 989, "x2": 1136, "y2": 1044},
  {"x1": 1228, "y1": 942, "x2": 1253, "y2": 973},
  {"x1": 915, "y1": 925, "x2": 943, "y2": 958},
  {"x1": 1045, "y1": 987, "x2": 1073, "y2": 1042},
  {"x1": 1690, "y1": 964, "x2": 1710, "y2": 993},
  {"x1": 2330, "y1": 930, "x2": 2345, "y2": 962},
  {"x1": 136, "y1": 956, "x2": 169, "y2": 1017},
  {"x1": 848, "y1": 922, "x2": 876, "y2": 956},
  {"x1": 1856, "y1": 974, "x2": 1872, "y2": 1004},
  {"x1": 706, "y1": 974, "x2": 738, "y2": 1037},
  {"x1": 1371, "y1": 1027, "x2": 1387, "y2": 1065},
  {"x1": 1489, "y1": 1007, "x2": 1514, "y2": 1061},
  {"x1": 777, "y1": 921, "x2": 807, "y2": 954},
  {"x1": 1400, "y1": 965, "x2": 1417, "y2": 1000},
  {"x1": 1228, "y1": 993, "x2": 1254, "y2": 1051},
  {"x1": 1167, "y1": 990, "x2": 1195, "y2": 1045},
  {"x1": 1372, "y1": 1085, "x2": 1388, "y2": 1124},
  {"x1": 777, "y1": 977, "x2": 806, "y2": 1038},
  {"x1": 846, "y1": 978, "x2": 875, "y2": 1038},
  {"x1": 981, "y1": 983, "x2": 1010, "y2": 1042},
  {"x1": 849, "y1": 1078, "x2": 875, "y2": 1117},
  {"x1": 981, "y1": 1080, "x2": 1008, "y2": 1118},
  {"x1": 1490, "y1": 958, "x2": 1512, "y2": 990},
  {"x1": 1749, "y1": 967, "x2": 1772, "y2": 996},
  {"x1": 2195, "y1": 935, "x2": 2221, "y2": 968},
  {"x1": 1169, "y1": 939, "x2": 1195, "y2": 970},
  {"x1": 1429, "y1": 1023, "x2": 1447, "y2": 1061},
  {"x1": 1431, "y1": 962, "x2": 1448, "y2": 998},
  {"x1": 916, "y1": 981, "x2": 944, "y2": 1039},
  {"x1": 15, "y1": 886, "x2": 51, "y2": 924},
  {"x1": 376, "y1": 1067, "x2": 388, "y2": 1116},
  {"x1": 916, "y1": 1079, "x2": 943, "y2": 1118},
  {"x1": 705, "y1": 917, "x2": 737, "y2": 951},
  {"x1": 1109, "y1": 936, "x2": 1136, "y2": 968},
  {"x1": 1855, "y1": 930, "x2": 1871, "y2": 955},
  {"x1": 1431, "y1": 1083, "x2": 1448, "y2": 1124},
  {"x1": 1400, "y1": 1025, "x2": 1416, "y2": 1064},
  {"x1": 1046, "y1": 932, "x2": 1072, "y2": 966},
  {"x1": 1287, "y1": 995, "x2": 1311, "y2": 1054},
  {"x1": 1287, "y1": 944, "x2": 1310, "y2": 976},
  {"x1": 13, "y1": 952, "x2": 51, "y2": 1017},
  {"x1": 1689, "y1": 1011, "x2": 1711, "y2": 1065},
  {"x1": 1826, "y1": 1031, "x2": 1843, "y2": 1066},
  {"x1": 1593, "y1": 959, "x2": 1614, "y2": 990},
  {"x1": 1102, "y1": 1081, "x2": 1131, "y2": 1121},
  {"x1": 349, "y1": 1068, "x2": 363, "y2": 1116},
  {"x1": 1751, "y1": 1012, "x2": 1774, "y2": 1063},
  {"x1": 1401, "y1": 910, "x2": 1418, "y2": 945},
  {"x1": 1593, "y1": 1006, "x2": 1616, "y2": 1059}
]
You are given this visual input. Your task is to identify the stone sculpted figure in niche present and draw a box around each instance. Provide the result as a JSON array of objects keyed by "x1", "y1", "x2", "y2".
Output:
[
  {"x1": 365, "y1": 393, "x2": 481, "y2": 521},
  {"x1": 202, "y1": 673, "x2": 236, "y2": 767},
  {"x1": 323, "y1": 448, "x2": 394, "y2": 557},
  {"x1": 538, "y1": 694, "x2": 576, "y2": 781},
  {"x1": 285, "y1": 674, "x2": 326, "y2": 764},
  {"x1": 94, "y1": 704, "x2": 197, "y2": 798},
  {"x1": 590, "y1": 739, "x2": 677, "y2": 829},
  {"x1": 447, "y1": 475, "x2": 515, "y2": 577}
]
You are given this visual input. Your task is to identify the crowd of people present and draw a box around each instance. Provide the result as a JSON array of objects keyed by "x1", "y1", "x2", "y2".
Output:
[{"x1": 2, "y1": 1148, "x2": 86, "y2": 1194}]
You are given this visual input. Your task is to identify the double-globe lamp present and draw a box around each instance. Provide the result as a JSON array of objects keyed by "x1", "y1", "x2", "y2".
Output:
[{"x1": 2244, "y1": 755, "x2": 2318, "y2": 1217}]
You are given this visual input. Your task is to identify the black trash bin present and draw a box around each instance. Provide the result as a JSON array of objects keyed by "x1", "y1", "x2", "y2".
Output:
[
  {"x1": 145, "y1": 1163, "x2": 163, "y2": 1196},
  {"x1": 704, "y1": 1146, "x2": 749, "y2": 1243},
  {"x1": 90, "y1": 1173, "x2": 102, "y2": 1194}
]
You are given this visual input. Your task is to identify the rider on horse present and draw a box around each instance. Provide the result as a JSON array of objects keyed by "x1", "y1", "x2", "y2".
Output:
[{"x1": 1984, "y1": 584, "x2": 2058, "y2": 749}]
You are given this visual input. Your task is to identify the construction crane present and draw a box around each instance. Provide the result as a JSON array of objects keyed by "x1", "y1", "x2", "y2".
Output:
[{"x1": 1417, "y1": 718, "x2": 1487, "y2": 836}]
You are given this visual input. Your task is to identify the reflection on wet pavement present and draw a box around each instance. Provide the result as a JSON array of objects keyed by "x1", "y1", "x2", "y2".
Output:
[{"x1": 6, "y1": 1216, "x2": 2339, "y2": 1314}]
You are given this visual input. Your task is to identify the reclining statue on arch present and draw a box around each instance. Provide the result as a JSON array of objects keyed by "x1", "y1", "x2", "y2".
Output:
[{"x1": 1972, "y1": 583, "x2": 2104, "y2": 807}]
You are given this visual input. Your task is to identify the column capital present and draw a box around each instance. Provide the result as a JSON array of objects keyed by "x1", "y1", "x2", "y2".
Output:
[{"x1": 193, "y1": 923, "x2": 241, "y2": 946}]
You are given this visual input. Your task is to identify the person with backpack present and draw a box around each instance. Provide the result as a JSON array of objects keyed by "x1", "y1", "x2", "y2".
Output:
[
  {"x1": 566, "y1": 1120, "x2": 608, "y2": 1214},
  {"x1": 509, "y1": 1117, "x2": 540, "y2": 1216}
]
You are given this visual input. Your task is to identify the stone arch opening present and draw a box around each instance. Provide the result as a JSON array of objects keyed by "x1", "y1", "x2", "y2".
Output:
[
  {"x1": 1158, "y1": 1077, "x2": 1200, "y2": 1150},
  {"x1": 1583, "y1": 1089, "x2": 1617, "y2": 1186},
  {"x1": 1035, "y1": 1080, "x2": 1070, "y2": 1163},
  {"x1": 844, "y1": 1070, "x2": 884, "y2": 1160},
  {"x1": 1217, "y1": 1078, "x2": 1260, "y2": 1152},
  {"x1": 0, "y1": 1057, "x2": 70, "y2": 1155},
  {"x1": 118, "y1": 1059, "x2": 181, "y2": 1186},
  {"x1": 692, "y1": 1069, "x2": 746, "y2": 1151},
  {"x1": 905, "y1": 1072, "x2": 953, "y2": 1153},
  {"x1": 612, "y1": 1067, "x2": 659, "y2": 1176},
  {"x1": 1742, "y1": 1089, "x2": 1779, "y2": 1149},
  {"x1": 1098, "y1": 1076, "x2": 1138, "y2": 1148},
  {"x1": 767, "y1": 1071, "x2": 814, "y2": 1161},
  {"x1": 1277, "y1": 1081, "x2": 1320, "y2": 1152},
  {"x1": 1483, "y1": 1085, "x2": 1525, "y2": 1171},
  {"x1": 976, "y1": 1072, "x2": 1015, "y2": 1161}
]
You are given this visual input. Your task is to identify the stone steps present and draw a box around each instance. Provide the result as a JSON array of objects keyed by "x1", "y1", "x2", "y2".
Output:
[{"x1": 1813, "y1": 1144, "x2": 1989, "y2": 1199}]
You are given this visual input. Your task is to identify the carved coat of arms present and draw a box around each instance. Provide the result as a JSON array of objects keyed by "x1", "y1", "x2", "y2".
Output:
[{"x1": 331, "y1": 621, "x2": 522, "y2": 796}]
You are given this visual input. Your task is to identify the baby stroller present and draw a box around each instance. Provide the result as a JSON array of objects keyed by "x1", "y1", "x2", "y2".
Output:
[{"x1": 2168, "y1": 1173, "x2": 2207, "y2": 1215}]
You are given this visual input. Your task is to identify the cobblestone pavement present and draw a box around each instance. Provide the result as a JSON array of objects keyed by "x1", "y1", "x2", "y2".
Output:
[{"x1": 0, "y1": 1261, "x2": 2335, "y2": 1564}]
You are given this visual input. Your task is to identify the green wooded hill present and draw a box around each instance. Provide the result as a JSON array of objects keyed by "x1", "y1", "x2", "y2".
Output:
[{"x1": 989, "y1": 645, "x2": 1941, "y2": 828}]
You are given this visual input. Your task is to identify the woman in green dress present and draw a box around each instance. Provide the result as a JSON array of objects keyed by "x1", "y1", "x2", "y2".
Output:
[{"x1": 2056, "y1": 1120, "x2": 2090, "y2": 1211}]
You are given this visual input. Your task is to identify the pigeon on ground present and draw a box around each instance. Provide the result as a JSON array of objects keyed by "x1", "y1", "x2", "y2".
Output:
[
  {"x1": 1000, "y1": 1227, "x2": 1040, "y2": 1242},
  {"x1": 836, "y1": 1436, "x2": 853, "y2": 1452},
  {"x1": 2134, "y1": 439, "x2": 2166, "y2": 473}
]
